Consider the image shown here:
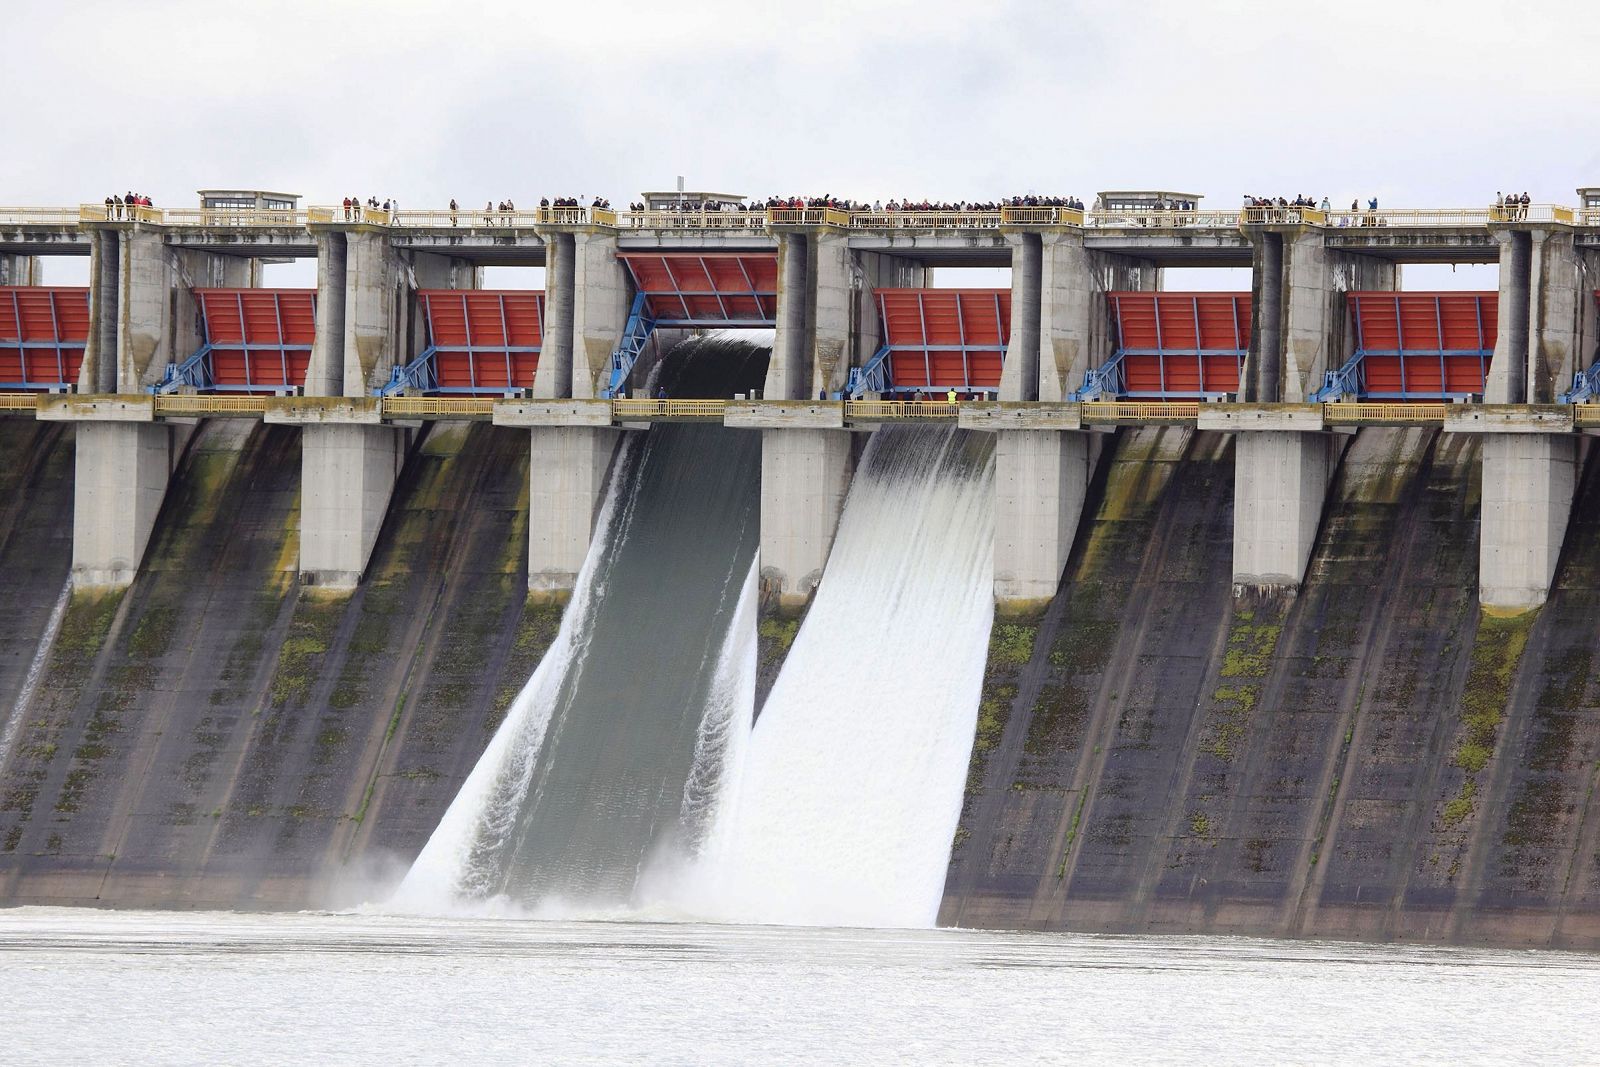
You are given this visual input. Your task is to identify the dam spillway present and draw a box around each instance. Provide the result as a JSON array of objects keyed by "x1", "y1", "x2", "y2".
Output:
[{"x1": 1, "y1": 192, "x2": 1600, "y2": 948}]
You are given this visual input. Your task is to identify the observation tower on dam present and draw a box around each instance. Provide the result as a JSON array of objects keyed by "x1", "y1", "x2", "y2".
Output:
[{"x1": 2, "y1": 183, "x2": 1598, "y2": 615}]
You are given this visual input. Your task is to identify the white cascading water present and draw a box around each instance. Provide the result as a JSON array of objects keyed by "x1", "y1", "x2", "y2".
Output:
[
  {"x1": 695, "y1": 425, "x2": 996, "y2": 928},
  {"x1": 391, "y1": 440, "x2": 634, "y2": 913}
]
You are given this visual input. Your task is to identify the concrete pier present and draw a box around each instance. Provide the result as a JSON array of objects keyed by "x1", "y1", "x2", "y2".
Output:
[
  {"x1": 1029, "y1": 233, "x2": 1153, "y2": 403},
  {"x1": 1000, "y1": 234, "x2": 1042, "y2": 401},
  {"x1": 1479, "y1": 432, "x2": 1577, "y2": 612},
  {"x1": 297, "y1": 422, "x2": 405, "y2": 588},
  {"x1": 0, "y1": 252, "x2": 39, "y2": 285},
  {"x1": 70, "y1": 420, "x2": 184, "y2": 588},
  {"x1": 759, "y1": 427, "x2": 853, "y2": 614},
  {"x1": 1230, "y1": 429, "x2": 1336, "y2": 594},
  {"x1": 534, "y1": 233, "x2": 575, "y2": 399},
  {"x1": 571, "y1": 231, "x2": 630, "y2": 397},
  {"x1": 1281, "y1": 231, "x2": 1398, "y2": 403},
  {"x1": 993, "y1": 429, "x2": 1090, "y2": 616},
  {"x1": 767, "y1": 234, "x2": 809, "y2": 400},
  {"x1": 527, "y1": 426, "x2": 621, "y2": 599}
]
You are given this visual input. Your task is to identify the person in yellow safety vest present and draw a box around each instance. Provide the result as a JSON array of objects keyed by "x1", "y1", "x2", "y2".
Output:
[{"x1": 946, "y1": 388, "x2": 957, "y2": 405}]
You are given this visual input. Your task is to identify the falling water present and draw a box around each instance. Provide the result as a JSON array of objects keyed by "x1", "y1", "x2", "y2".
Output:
[
  {"x1": 700, "y1": 425, "x2": 996, "y2": 928},
  {"x1": 398, "y1": 339, "x2": 764, "y2": 914}
]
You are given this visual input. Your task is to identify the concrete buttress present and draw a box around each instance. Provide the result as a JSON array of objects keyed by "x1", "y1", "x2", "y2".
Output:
[
  {"x1": 994, "y1": 429, "x2": 1090, "y2": 616},
  {"x1": 1231, "y1": 430, "x2": 1336, "y2": 593},
  {"x1": 71, "y1": 421, "x2": 185, "y2": 588},
  {"x1": 766, "y1": 234, "x2": 809, "y2": 400},
  {"x1": 340, "y1": 229, "x2": 406, "y2": 395},
  {"x1": 1479, "y1": 433, "x2": 1577, "y2": 612},
  {"x1": 759, "y1": 427, "x2": 852, "y2": 613},
  {"x1": 527, "y1": 425, "x2": 620, "y2": 598},
  {"x1": 1033, "y1": 232, "x2": 1154, "y2": 402},
  {"x1": 298, "y1": 423, "x2": 406, "y2": 588}
]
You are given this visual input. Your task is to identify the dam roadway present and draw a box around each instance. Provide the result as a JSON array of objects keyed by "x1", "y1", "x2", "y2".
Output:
[{"x1": 1, "y1": 194, "x2": 1600, "y2": 947}]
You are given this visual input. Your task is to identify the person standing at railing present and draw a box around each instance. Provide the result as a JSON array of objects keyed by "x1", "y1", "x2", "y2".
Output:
[
  {"x1": 946, "y1": 387, "x2": 957, "y2": 405},
  {"x1": 104, "y1": 196, "x2": 114, "y2": 220},
  {"x1": 1519, "y1": 191, "x2": 1531, "y2": 221},
  {"x1": 449, "y1": 199, "x2": 458, "y2": 226}
]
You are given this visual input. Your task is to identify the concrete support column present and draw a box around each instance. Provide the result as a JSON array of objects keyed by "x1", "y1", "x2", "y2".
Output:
[
  {"x1": 1232, "y1": 430, "x2": 1333, "y2": 593},
  {"x1": 535, "y1": 233, "x2": 575, "y2": 399},
  {"x1": 571, "y1": 231, "x2": 630, "y2": 399},
  {"x1": 766, "y1": 233, "x2": 809, "y2": 400},
  {"x1": 527, "y1": 425, "x2": 621, "y2": 599},
  {"x1": 71, "y1": 421, "x2": 182, "y2": 588},
  {"x1": 1487, "y1": 231, "x2": 1532, "y2": 403},
  {"x1": 306, "y1": 233, "x2": 347, "y2": 397},
  {"x1": 298, "y1": 423, "x2": 405, "y2": 588},
  {"x1": 1034, "y1": 232, "x2": 1155, "y2": 402},
  {"x1": 1480, "y1": 433, "x2": 1576, "y2": 611},
  {"x1": 114, "y1": 227, "x2": 174, "y2": 392},
  {"x1": 999, "y1": 233, "x2": 1042, "y2": 401},
  {"x1": 170, "y1": 248, "x2": 251, "y2": 386},
  {"x1": 0, "y1": 253, "x2": 39, "y2": 285},
  {"x1": 85, "y1": 230, "x2": 120, "y2": 393},
  {"x1": 994, "y1": 430, "x2": 1090, "y2": 616},
  {"x1": 854, "y1": 252, "x2": 924, "y2": 382},
  {"x1": 811, "y1": 232, "x2": 855, "y2": 399},
  {"x1": 759, "y1": 427, "x2": 853, "y2": 614},
  {"x1": 1248, "y1": 232, "x2": 1285, "y2": 402},
  {"x1": 1282, "y1": 233, "x2": 1398, "y2": 402},
  {"x1": 1527, "y1": 231, "x2": 1594, "y2": 402},
  {"x1": 340, "y1": 230, "x2": 407, "y2": 396}
]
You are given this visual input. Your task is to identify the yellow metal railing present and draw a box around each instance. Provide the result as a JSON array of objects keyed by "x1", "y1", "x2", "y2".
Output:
[
  {"x1": 157, "y1": 208, "x2": 308, "y2": 227},
  {"x1": 1582, "y1": 209, "x2": 1600, "y2": 228},
  {"x1": 1488, "y1": 204, "x2": 1577, "y2": 224},
  {"x1": 611, "y1": 398, "x2": 729, "y2": 419},
  {"x1": 0, "y1": 392, "x2": 40, "y2": 411},
  {"x1": 1081, "y1": 401, "x2": 1201, "y2": 422},
  {"x1": 1572, "y1": 405, "x2": 1600, "y2": 427},
  {"x1": 1240, "y1": 206, "x2": 1327, "y2": 225},
  {"x1": 618, "y1": 210, "x2": 768, "y2": 231},
  {"x1": 79, "y1": 203, "x2": 162, "y2": 223},
  {"x1": 844, "y1": 400, "x2": 961, "y2": 419},
  {"x1": 382, "y1": 396, "x2": 496, "y2": 418},
  {"x1": 1332, "y1": 207, "x2": 1490, "y2": 228},
  {"x1": 767, "y1": 207, "x2": 852, "y2": 227},
  {"x1": 1085, "y1": 209, "x2": 1243, "y2": 229},
  {"x1": 1000, "y1": 206, "x2": 1085, "y2": 226},
  {"x1": 153, "y1": 394, "x2": 269, "y2": 416},
  {"x1": 1322, "y1": 402, "x2": 1449, "y2": 424},
  {"x1": 0, "y1": 207, "x2": 83, "y2": 226},
  {"x1": 846, "y1": 211, "x2": 1003, "y2": 231}
]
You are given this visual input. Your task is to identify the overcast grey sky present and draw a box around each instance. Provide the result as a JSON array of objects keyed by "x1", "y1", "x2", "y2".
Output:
[{"x1": 9, "y1": 0, "x2": 1597, "y2": 289}]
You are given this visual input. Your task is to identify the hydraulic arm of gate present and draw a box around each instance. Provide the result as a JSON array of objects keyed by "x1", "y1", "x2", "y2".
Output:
[
  {"x1": 1312, "y1": 351, "x2": 1366, "y2": 402},
  {"x1": 1070, "y1": 350, "x2": 1128, "y2": 401},
  {"x1": 602, "y1": 292, "x2": 657, "y2": 399},
  {"x1": 846, "y1": 344, "x2": 893, "y2": 399},
  {"x1": 380, "y1": 345, "x2": 440, "y2": 395},
  {"x1": 1559, "y1": 360, "x2": 1600, "y2": 404},
  {"x1": 153, "y1": 343, "x2": 217, "y2": 393}
]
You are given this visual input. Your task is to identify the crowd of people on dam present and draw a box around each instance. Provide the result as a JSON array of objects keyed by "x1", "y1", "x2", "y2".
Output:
[
  {"x1": 341, "y1": 196, "x2": 400, "y2": 221},
  {"x1": 1495, "y1": 191, "x2": 1533, "y2": 220},
  {"x1": 102, "y1": 192, "x2": 155, "y2": 219}
]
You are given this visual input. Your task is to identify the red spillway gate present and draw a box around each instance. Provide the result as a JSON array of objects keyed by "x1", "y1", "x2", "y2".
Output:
[
  {"x1": 0, "y1": 287, "x2": 89, "y2": 390},
  {"x1": 418, "y1": 290, "x2": 544, "y2": 392},
  {"x1": 874, "y1": 289, "x2": 1009, "y2": 393},
  {"x1": 1103, "y1": 292, "x2": 1251, "y2": 398},
  {"x1": 618, "y1": 253, "x2": 777, "y2": 324},
  {"x1": 1347, "y1": 291, "x2": 1496, "y2": 398},
  {"x1": 194, "y1": 289, "x2": 316, "y2": 392}
]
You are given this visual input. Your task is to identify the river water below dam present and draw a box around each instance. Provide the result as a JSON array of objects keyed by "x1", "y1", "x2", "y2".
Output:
[{"x1": 3, "y1": 907, "x2": 1596, "y2": 1066}]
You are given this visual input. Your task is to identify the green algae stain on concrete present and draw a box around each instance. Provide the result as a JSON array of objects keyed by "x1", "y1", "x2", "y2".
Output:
[
  {"x1": 950, "y1": 623, "x2": 1039, "y2": 858},
  {"x1": 267, "y1": 594, "x2": 347, "y2": 710},
  {"x1": 1439, "y1": 609, "x2": 1535, "y2": 834},
  {"x1": 485, "y1": 598, "x2": 566, "y2": 733},
  {"x1": 1199, "y1": 605, "x2": 1285, "y2": 764}
]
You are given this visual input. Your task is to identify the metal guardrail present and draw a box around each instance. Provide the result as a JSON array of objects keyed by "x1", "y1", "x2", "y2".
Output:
[
  {"x1": 153, "y1": 394, "x2": 269, "y2": 416},
  {"x1": 1573, "y1": 405, "x2": 1600, "y2": 427},
  {"x1": 767, "y1": 207, "x2": 853, "y2": 227},
  {"x1": 618, "y1": 210, "x2": 769, "y2": 231},
  {"x1": 1322, "y1": 402, "x2": 1450, "y2": 424},
  {"x1": 1240, "y1": 207, "x2": 1327, "y2": 225},
  {"x1": 1081, "y1": 401, "x2": 1201, "y2": 422},
  {"x1": 846, "y1": 211, "x2": 1003, "y2": 232},
  {"x1": 0, "y1": 392, "x2": 40, "y2": 411},
  {"x1": 382, "y1": 396, "x2": 496, "y2": 417},
  {"x1": 1583, "y1": 210, "x2": 1600, "y2": 228},
  {"x1": 611, "y1": 398, "x2": 728, "y2": 419},
  {"x1": 1086, "y1": 209, "x2": 1244, "y2": 229},
  {"x1": 1000, "y1": 206, "x2": 1085, "y2": 226},
  {"x1": 0, "y1": 207, "x2": 86, "y2": 226},
  {"x1": 843, "y1": 400, "x2": 961, "y2": 419}
]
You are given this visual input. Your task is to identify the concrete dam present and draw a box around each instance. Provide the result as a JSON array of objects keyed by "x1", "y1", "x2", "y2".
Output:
[{"x1": 2, "y1": 193, "x2": 1600, "y2": 949}]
